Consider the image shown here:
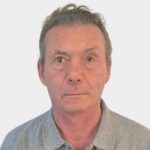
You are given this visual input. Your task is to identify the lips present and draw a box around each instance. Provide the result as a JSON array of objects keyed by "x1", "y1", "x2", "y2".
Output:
[
  {"x1": 64, "y1": 93, "x2": 87, "y2": 96},
  {"x1": 63, "y1": 92, "x2": 88, "y2": 97}
]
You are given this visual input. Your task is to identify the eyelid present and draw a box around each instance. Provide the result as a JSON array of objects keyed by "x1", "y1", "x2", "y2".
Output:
[
  {"x1": 85, "y1": 53, "x2": 97, "y2": 59},
  {"x1": 53, "y1": 54, "x2": 69, "y2": 60}
]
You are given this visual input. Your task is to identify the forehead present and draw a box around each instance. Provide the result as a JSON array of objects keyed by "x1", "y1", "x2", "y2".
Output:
[{"x1": 44, "y1": 24, "x2": 106, "y2": 54}]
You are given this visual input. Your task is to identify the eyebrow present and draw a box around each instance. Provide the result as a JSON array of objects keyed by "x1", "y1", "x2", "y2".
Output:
[
  {"x1": 51, "y1": 49, "x2": 68, "y2": 56},
  {"x1": 51, "y1": 45, "x2": 99, "y2": 56},
  {"x1": 84, "y1": 46, "x2": 99, "y2": 53}
]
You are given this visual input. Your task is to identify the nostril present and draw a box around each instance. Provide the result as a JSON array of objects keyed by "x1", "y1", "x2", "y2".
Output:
[
  {"x1": 67, "y1": 77, "x2": 81, "y2": 84},
  {"x1": 77, "y1": 79, "x2": 81, "y2": 82},
  {"x1": 69, "y1": 79, "x2": 73, "y2": 82}
]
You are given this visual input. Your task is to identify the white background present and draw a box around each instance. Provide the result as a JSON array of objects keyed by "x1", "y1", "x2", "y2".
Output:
[{"x1": 0, "y1": 0, "x2": 150, "y2": 146}]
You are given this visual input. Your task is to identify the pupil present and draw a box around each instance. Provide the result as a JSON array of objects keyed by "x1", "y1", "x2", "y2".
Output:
[{"x1": 58, "y1": 57, "x2": 61, "y2": 62}]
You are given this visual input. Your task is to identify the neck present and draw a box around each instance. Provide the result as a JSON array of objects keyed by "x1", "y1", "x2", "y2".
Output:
[{"x1": 52, "y1": 104, "x2": 101, "y2": 149}]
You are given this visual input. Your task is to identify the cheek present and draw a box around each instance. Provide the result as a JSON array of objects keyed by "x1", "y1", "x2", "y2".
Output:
[
  {"x1": 43, "y1": 68, "x2": 66, "y2": 90},
  {"x1": 44, "y1": 73, "x2": 62, "y2": 102},
  {"x1": 86, "y1": 68, "x2": 108, "y2": 89}
]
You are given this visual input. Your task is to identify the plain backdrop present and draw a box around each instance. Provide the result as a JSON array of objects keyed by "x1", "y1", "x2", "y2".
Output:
[{"x1": 0, "y1": 0, "x2": 150, "y2": 146}]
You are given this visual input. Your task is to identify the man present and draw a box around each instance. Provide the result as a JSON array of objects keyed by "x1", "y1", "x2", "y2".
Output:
[{"x1": 1, "y1": 3, "x2": 150, "y2": 150}]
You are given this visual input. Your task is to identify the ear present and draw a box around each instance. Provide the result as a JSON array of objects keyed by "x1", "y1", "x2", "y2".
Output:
[
  {"x1": 105, "y1": 61, "x2": 111, "y2": 83},
  {"x1": 37, "y1": 60, "x2": 46, "y2": 85}
]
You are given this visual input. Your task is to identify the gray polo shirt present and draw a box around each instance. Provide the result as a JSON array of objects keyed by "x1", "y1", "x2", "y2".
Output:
[{"x1": 1, "y1": 101, "x2": 150, "y2": 150}]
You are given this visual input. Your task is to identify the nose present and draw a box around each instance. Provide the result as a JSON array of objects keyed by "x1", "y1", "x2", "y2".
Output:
[{"x1": 66, "y1": 61, "x2": 83, "y2": 85}]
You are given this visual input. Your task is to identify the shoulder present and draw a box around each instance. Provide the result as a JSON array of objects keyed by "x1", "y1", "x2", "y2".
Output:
[
  {"x1": 110, "y1": 110, "x2": 150, "y2": 149},
  {"x1": 1, "y1": 110, "x2": 50, "y2": 150}
]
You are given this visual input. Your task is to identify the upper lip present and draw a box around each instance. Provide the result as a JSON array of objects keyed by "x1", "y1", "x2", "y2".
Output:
[{"x1": 64, "y1": 92, "x2": 88, "y2": 96}]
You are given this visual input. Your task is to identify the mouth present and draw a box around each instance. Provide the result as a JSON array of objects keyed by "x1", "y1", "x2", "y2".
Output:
[{"x1": 64, "y1": 92, "x2": 88, "y2": 97}]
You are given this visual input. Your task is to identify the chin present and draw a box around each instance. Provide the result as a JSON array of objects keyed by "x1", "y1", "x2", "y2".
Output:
[{"x1": 62, "y1": 102, "x2": 94, "y2": 114}]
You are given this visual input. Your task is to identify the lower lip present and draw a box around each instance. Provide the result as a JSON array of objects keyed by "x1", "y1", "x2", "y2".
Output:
[{"x1": 64, "y1": 93, "x2": 87, "y2": 97}]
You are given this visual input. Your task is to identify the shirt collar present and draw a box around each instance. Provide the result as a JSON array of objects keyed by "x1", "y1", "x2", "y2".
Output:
[{"x1": 93, "y1": 100, "x2": 116, "y2": 150}]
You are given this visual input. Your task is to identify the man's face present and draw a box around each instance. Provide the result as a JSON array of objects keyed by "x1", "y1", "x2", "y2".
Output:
[{"x1": 38, "y1": 24, "x2": 111, "y2": 113}]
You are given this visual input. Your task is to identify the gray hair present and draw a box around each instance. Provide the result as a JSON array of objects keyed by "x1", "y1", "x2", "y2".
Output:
[{"x1": 39, "y1": 3, "x2": 112, "y2": 66}]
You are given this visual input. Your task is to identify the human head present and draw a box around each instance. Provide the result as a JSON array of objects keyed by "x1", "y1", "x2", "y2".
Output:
[
  {"x1": 38, "y1": 4, "x2": 112, "y2": 113},
  {"x1": 39, "y1": 3, "x2": 112, "y2": 67}
]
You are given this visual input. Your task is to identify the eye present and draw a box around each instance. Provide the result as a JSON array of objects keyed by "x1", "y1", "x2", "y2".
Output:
[
  {"x1": 55, "y1": 56, "x2": 66, "y2": 64},
  {"x1": 51, "y1": 56, "x2": 68, "y2": 70},
  {"x1": 85, "y1": 55, "x2": 95, "y2": 63},
  {"x1": 83, "y1": 54, "x2": 98, "y2": 69}
]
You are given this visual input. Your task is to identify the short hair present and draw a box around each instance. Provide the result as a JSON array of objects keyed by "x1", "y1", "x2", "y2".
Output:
[{"x1": 39, "y1": 3, "x2": 112, "y2": 66}]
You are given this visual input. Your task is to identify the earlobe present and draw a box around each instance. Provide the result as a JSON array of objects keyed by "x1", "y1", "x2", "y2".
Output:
[{"x1": 37, "y1": 61, "x2": 46, "y2": 85}]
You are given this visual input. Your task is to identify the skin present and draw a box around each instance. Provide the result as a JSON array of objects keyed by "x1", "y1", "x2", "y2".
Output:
[{"x1": 38, "y1": 24, "x2": 111, "y2": 149}]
